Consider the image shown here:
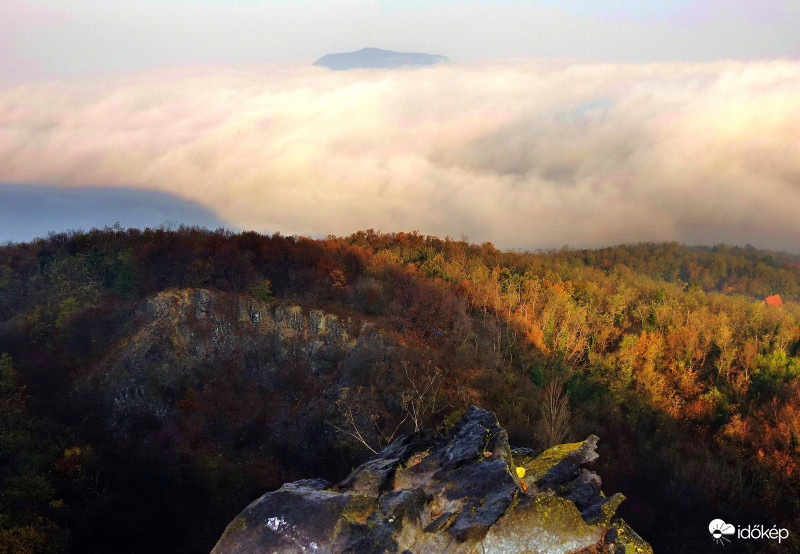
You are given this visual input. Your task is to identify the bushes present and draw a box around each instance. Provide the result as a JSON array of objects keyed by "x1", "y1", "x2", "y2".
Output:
[{"x1": 750, "y1": 351, "x2": 800, "y2": 399}]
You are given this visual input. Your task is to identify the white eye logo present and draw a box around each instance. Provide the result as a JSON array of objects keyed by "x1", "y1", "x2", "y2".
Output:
[{"x1": 709, "y1": 519, "x2": 736, "y2": 545}]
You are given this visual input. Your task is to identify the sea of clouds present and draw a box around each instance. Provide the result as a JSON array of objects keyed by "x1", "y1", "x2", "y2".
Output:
[{"x1": 1, "y1": 59, "x2": 798, "y2": 250}]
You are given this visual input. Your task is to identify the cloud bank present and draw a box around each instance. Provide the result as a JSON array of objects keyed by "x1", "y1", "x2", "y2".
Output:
[{"x1": 1, "y1": 60, "x2": 799, "y2": 250}]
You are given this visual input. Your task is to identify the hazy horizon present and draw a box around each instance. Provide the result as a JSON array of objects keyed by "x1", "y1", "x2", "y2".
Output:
[
  {"x1": 3, "y1": 0, "x2": 799, "y2": 81},
  {"x1": 2, "y1": 1, "x2": 799, "y2": 252}
]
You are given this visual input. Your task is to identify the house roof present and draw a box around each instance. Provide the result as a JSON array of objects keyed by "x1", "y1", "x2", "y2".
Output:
[{"x1": 765, "y1": 294, "x2": 783, "y2": 307}]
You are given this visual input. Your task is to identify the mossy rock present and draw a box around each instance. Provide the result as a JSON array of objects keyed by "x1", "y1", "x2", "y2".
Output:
[
  {"x1": 608, "y1": 518, "x2": 654, "y2": 554},
  {"x1": 342, "y1": 494, "x2": 378, "y2": 524},
  {"x1": 481, "y1": 495, "x2": 604, "y2": 553},
  {"x1": 524, "y1": 441, "x2": 586, "y2": 481},
  {"x1": 522, "y1": 436, "x2": 600, "y2": 491},
  {"x1": 585, "y1": 492, "x2": 625, "y2": 527}
]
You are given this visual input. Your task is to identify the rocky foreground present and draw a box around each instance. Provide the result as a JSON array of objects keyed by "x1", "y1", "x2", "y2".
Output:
[{"x1": 212, "y1": 407, "x2": 651, "y2": 553}]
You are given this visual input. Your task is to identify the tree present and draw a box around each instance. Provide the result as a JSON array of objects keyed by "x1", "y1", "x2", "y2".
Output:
[
  {"x1": 401, "y1": 362, "x2": 445, "y2": 433},
  {"x1": 0, "y1": 353, "x2": 65, "y2": 553},
  {"x1": 536, "y1": 380, "x2": 571, "y2": 448}
]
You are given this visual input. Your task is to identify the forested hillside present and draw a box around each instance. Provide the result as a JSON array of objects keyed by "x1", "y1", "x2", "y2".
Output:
[{"x1": 2, "y1": 226, "x2": 800, "y2": 552}]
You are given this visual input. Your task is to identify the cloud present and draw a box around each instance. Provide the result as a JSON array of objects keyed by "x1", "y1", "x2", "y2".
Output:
[{"x1": 1, "y1": 59, "x2": 799, "y2": 251}]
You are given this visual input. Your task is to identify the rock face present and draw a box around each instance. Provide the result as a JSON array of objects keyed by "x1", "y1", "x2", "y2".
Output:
[
  {"x1": 213, "y1": 407, "x2": 652, "y2": 553},
  {"x1": 98, "y1": 288, "x2": 384, "y2": 419},
  {"x1": 87, "y1": 287, "x2": 408, "y2": 480},
  {"x1": 313, "y1": 47, "x2": 448, "y2": 70}
]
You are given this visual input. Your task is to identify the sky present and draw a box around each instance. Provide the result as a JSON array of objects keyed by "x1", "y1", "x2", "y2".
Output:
[{"x1": 1, "y1": 0, "x2": 800, "y2": 251}]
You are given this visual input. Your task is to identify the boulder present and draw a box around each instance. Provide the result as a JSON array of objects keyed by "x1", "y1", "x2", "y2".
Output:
[{"x1": 213, "y1": 407, "x2": 652, "y2": 553}]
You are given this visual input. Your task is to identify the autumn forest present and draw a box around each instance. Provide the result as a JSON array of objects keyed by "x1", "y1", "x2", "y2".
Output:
[{"x1": 2, "y1": 226, "x2": 800, "y2": 552}]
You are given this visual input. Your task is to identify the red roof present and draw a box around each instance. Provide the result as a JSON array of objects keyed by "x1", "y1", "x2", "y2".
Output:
[{"x1": 765, "y1": 294, "x2": 783, "y2": 307}]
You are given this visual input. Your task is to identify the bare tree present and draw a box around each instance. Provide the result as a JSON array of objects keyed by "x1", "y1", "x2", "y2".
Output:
[
  {"x1": 536, "y1": 379, "x2": 571, "y2": 448},
  {"x1": 326, "y1": 386, "x2": 407, "y2": 454},
  {"x1": 326, "y1": 362, "x2": 447, "y2": 453},
  {"x1": 402, "y1": 362, "x2": 445, "y2": 432}
]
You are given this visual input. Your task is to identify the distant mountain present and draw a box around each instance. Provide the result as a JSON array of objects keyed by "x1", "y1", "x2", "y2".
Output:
[{"x1": 313, "y1": 47, "x2": 448, "y2": 70}]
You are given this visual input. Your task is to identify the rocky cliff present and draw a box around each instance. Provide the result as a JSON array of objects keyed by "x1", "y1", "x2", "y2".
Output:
[
  {"x1": 93, "y1": 288, "x2": 392, "y2": 424},
  {"x1": 80, "y1": 288, "x2": 408, "y2": 500},
  {"x1": 213, "y1": 407, "x2": 651, "y2": 553}
]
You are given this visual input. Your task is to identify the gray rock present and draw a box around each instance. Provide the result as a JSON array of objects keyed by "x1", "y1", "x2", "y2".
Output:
[
  {"x1": 213, "y1": 408, "x2": 652, "y2": 553},
  {"x1": 97, "y1": 288, "x2": 364, "y2": 423}
]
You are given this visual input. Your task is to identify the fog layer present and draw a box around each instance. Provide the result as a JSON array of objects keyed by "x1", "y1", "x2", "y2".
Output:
[{"x1": 1, "y1": 60, "x2": 799, "y2": 250}]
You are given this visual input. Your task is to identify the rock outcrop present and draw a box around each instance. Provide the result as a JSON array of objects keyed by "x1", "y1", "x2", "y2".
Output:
[
  {"x1": 213, "y1": 407, "x2": 651, "y2": 553},
  {"x1": 97, "y1": 288, "x2": 391, "y2": 419}
]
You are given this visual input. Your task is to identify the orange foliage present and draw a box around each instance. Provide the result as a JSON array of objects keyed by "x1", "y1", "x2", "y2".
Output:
[{"x1": 525, "y1": 324, "x2": 548, "y2": 353}]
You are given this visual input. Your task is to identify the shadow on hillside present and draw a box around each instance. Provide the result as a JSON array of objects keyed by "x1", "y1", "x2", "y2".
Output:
[{"x1": 0, "y1": 183, "x2": 230, "y2": 242}]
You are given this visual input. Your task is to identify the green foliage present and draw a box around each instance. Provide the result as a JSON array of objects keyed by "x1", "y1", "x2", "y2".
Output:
[
  {"x1": 439, "y1": 409, "x2": 463, "y2": 434},
  {"x1": 0, "y1": 353, "x2": 16, "y2": 393},
  {"x1": 0, "y1": 354, "x2": 65, "y2": 552},
  {"x1": 114, "y1": 249, "x2": 139, "y2": 298},
  {"x1": 750, "y1": 351, "x2": 800, "y2": 398},
  {"x1": 0, "y1": 519, "x2": 63, "y2": 554},
  {"x1": 247, "y1": 279, "x2": 273, "y2": 303},
  {"x1": 565, "y1": 369, "x2": 607, "y2": 405},
  {"x1": 54, "y1": 297, "x2": 80, "y2": 330},
  {"x1": 528, "y1": 364, "x2": 545, "y2": 388},
  {"x1": 0, "y1": 353, "x2": 32, "y2": 452}
]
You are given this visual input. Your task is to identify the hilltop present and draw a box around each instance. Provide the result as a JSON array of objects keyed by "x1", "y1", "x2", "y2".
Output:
[{"x1": 313, "y1": 47, "x2": 448, "y2": 70}]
